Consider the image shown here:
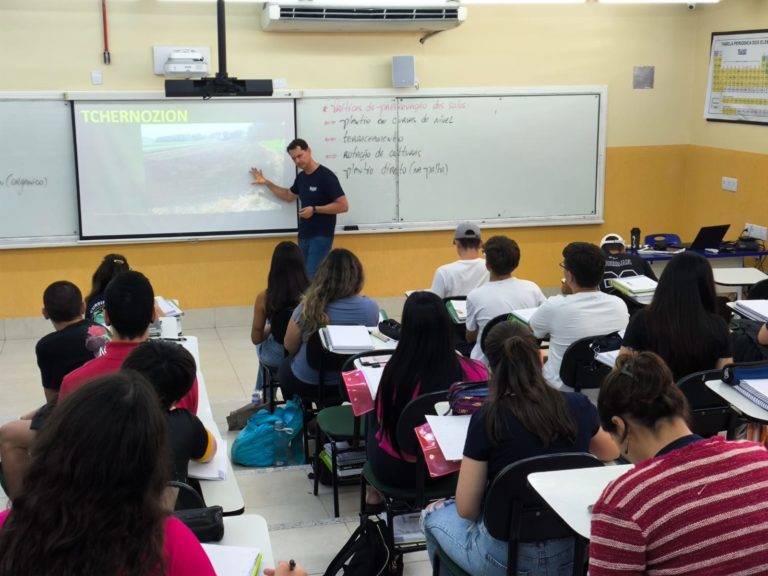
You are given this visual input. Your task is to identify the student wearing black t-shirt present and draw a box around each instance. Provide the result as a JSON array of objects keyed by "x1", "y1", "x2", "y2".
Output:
[
  {"x1": 0, "y1": 281, "x2": 107, "y2": 499},
  {"x1": 422, "y1": 321, "x2": 617, "y2": 576},
  {"x1": 250, "y1": 138, "x2": 348, "y2": 277},
  {"x1": 621, "y1": 252, "x2": 733, "y2": 381},
  {"x1": 122, "y1": 340, "x2": 216, "y2": 485}
]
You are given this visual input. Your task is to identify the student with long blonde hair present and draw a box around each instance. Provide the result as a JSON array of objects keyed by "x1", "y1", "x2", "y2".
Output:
[{"x1": 279, "y1": 249, "x2": 379, "y2": 404}]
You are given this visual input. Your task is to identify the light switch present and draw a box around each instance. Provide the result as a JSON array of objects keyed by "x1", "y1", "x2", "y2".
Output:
[{"x1": 721, "y1": 176, "x2": 738, "y2": 192}]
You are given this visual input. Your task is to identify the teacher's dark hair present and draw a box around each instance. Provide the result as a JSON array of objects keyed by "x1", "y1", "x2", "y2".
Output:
[
  {"x1": 484, "y1": 321, "x2": 576, "y2": 447},
  {"x1": 287, "y1": 138, "x2": 309, "y2": 152},
  {"x1": 0, "y1": 371, "x2": 169, "y2": 576},
  {"x1": 598, "y1": 351, "x2": 689, "y2": 435}
]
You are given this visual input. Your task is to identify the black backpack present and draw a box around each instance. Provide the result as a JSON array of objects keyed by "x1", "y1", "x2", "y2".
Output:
[{"x1": 324, "y1": 516, "x2": 392, "y2": 576}]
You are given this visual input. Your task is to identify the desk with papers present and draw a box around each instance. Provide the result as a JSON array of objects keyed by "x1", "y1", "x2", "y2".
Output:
[
  {"x1": 179, "y1": 336, "x2": 246, "y2": 516},
  {"x1": 705, "y1": 380, "x2": 768, "y2": 424},
  {"x1": 320, "y1": 325, "x2": 398, "y2": 355},
  {"x1": 204, "y1": 514, "x2": 274, "y2": 575}
]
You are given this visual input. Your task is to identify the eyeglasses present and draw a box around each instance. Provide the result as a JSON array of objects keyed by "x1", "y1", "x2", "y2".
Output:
[{"x1": 559, "y1": 262, "x2": 568, "y2": 271}]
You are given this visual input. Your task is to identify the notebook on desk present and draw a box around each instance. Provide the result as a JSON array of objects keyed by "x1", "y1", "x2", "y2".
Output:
[{"x1": 682, "y1": 224, "x2": 730, "y2": 250}]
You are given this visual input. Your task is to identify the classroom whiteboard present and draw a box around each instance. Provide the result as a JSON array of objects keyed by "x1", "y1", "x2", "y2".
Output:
[
  {"x1": 297, "y1": 88, "x2": 605, "y2": 231},
  {"x1": 0, "y1": 97, "x2": 79, "y2": 245}
]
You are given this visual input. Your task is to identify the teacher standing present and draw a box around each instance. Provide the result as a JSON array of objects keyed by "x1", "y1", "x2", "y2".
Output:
[{"x1": 250, "y1": 138, "x2": 348, "y2": 278}]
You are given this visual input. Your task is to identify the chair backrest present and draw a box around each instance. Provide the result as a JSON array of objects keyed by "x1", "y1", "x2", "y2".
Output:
[
  {"x1": 395, "y1": 390, "x2": 448, "y2": 458},
  {"x1": 483, "y1": 453, "x2": 602, "y2": 545},
  {"x1": 559, "y1": 335, "x2": 613, "y2": 392},
  {"x1": 480, "y1": 313, "x2": 515, "y2": 355},
  {"x1": 644, "y1": 233, "x2": 682, "y2": 247},
  {"x1": 677, "y1": 369, "x2": 735, "y2": 438},
  {"x1": 748, "y1": 279, "x2": 768, "y2": 300},
  {"x1": 270, "y1": 306, "x2": 296, "y2": 346},
  {"x1": 306, "y1": 331, "x2": 354, "y2": 404}
]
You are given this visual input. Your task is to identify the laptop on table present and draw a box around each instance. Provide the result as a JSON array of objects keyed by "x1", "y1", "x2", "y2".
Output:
[{"x1": 682, "y1": 224, "x2": 730, "y2": 250}]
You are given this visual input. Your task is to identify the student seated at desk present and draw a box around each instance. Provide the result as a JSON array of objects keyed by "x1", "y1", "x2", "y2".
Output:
[
  {"x1": 84, "y1": 252, "x2": 130, "y2": 326},
  {"x1": 251, "y1": 241, "x2": 310, "y2": 403},
  {"x1": 529, "y1": 242, "x2": 629, "y2": 390},
  {"x1": 465, "y1": 235, "x2": 545, "y2": 363},
  {"x1": 0, "y1": 281, "x2": 108, "y2": 500},
  {"x1": 430, "y1": 222, "x2": 489, "y2": 299},
  {"x1": 620, "y1": 251, "x2": 732, "y2": 381},
  {"x1": 279, "y1": 249, "x2": 379, "y2": 405},
  {"x1": 422, "y1": 321, "x2": 618, "y2": 576},
  {"x1": 589, "y1": 351, "x2": 768, "y2": 575},
  {"x1": 599, "y1": 233, "x2": 656, "y2": 313},
  {"x1": 367, "y1": 291, "x2": 486, "y2": 495},
  {"x1": 0, "y1": 372, "x2": 216, "y2": 576},
  {"x1": 122, "y1": 340, "x2": 217, "y2": 485}
]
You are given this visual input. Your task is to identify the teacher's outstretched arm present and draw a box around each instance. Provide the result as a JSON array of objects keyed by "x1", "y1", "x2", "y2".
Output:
[{"x1": 250, "y1": 167, "x2": 296, "y2": 203}]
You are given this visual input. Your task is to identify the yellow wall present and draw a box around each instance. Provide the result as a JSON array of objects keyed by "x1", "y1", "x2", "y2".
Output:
[{"x1": 1, "y1": 0, "x2": 766, "y2": 318}]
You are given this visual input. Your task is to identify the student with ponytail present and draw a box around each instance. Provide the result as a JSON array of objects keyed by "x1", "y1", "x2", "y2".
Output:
[
  {"x1": 423, "y1": 322, "x2": 617, "y2": 576},
  {"x1": 589, "y1": 351, "x2": 768, "y2": 575}
]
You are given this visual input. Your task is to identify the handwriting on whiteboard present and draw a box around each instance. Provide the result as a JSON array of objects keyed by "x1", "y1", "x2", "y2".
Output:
[{"x1": 0, "y1": 174, "x2": 48, "y2": 192}]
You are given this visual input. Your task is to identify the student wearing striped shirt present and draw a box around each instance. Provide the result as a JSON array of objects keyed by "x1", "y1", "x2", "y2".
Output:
[{"x1": 590, "y1": 351, "x2": 768, "y2": 575}]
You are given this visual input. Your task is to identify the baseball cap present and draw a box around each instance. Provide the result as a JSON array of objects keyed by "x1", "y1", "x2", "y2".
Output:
[
  {"x1": 600, "y1": 233, "x2": 626, "y2": 247},
  {"x1": 455, "y1": 222, "x2": 481, "y2": 240}
]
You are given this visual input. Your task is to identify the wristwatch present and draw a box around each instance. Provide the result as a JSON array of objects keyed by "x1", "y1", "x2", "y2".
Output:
[{"x1": 312, "y1": 206, "x2": 317, "y2": 215}]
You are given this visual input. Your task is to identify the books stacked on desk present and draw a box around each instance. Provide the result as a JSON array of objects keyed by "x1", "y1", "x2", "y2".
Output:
[
  {"x1": 731, "y1": 300, "x2": 768, "y2": 323},
  {"x1": 609, "y1": 275, "x2": 657, "y2": 305},
  {"x1": 320, "y1": 442, "x2": 367, "y2": 478},
  {"x1": 511, "y1": 307, "x2": 539, "y2": 325},
  {"x1": 733, "y1": 379, "x2": 768, "y2": 411},
  {"x1": 325, "y1": 325, "x2": 374, "y2": 351},
  {"x1": 638, "y1": 247, "x2": 686, "y2": 256},
  {"x1": 446, "y1": 299, "x2": 468, "y2": 323}
]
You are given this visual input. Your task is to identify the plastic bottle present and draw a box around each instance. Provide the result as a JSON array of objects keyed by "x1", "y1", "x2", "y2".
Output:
[{"x1": 274, "y1": 419, "x2": 289, "y2": 467}]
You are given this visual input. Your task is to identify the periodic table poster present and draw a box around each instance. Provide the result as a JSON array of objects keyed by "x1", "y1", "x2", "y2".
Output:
[{"x1": 705, "y1": 29, "x2": 768, "y2": 125}]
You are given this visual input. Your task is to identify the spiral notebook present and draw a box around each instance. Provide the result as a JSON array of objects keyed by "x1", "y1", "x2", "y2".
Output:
[{"x1": 734, "y1": 379, "x2": 768, "y2": 411}]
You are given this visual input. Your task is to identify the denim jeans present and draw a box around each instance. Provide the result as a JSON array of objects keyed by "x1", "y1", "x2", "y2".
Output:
[
  {"x1": 299, "y1": 235, "x2": 333, "y2": 278},
  {"x1": 254, "y1": 333, "x2": 285, "y2": 402},
  {"x1": 422, "y1": 501, "x2": 574, "y2": 576}
]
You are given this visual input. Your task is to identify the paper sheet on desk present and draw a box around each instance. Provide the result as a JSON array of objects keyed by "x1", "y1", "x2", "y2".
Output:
[
  {"x1": 202, "y1": 543, "x2": 261, "y2": 576},
  {"x1": 425, "y1": 415, "x2": 471, "y2": 461},
  {"x1": 189, "y1": 439, "x2": 228, "y2": 481}
]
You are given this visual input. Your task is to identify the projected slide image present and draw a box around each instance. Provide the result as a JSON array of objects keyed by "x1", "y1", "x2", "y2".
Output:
[
  {"x1": 75, "y1": 99, "x2": 298, "y2": 239},
  {"x1": 142, "y1": 123, "x2": 283, "y2": 216}
]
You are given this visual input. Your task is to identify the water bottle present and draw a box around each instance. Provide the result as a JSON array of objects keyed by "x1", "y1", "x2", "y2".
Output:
[
  {"x1": 273, "y1": 420, "x2": 290, "y2": 467},
  {"x1": 630, "y1": 227, "x2": 641, "y2": 252}
]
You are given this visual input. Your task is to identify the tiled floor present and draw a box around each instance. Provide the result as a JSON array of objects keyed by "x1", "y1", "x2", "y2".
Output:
[{"x1": 0, "y1": 326, "x2": 433, "y2": 575}]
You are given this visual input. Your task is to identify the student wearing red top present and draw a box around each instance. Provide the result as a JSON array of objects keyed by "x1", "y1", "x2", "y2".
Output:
[
  {"x1": 0, "y1": 372, "x2": 215, "y2": 576},
  {"x1": 590, "y1": 351, "x2": 768, "y2": 575},
  {"x1": 59, "y1": 271, "x2": 198, "y2": 414}
]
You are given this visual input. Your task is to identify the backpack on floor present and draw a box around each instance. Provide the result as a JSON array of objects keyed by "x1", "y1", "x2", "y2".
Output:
[
  {"x1": 231, "y1": 398, "x2": 304, "y2": 467},
  {"x1": 323, "y1": 516, "x2": 392, "y2": 576}
]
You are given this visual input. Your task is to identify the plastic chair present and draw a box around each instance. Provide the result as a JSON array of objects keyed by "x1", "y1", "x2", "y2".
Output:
[
  {"x1": 644, "y1": 233, "x2": 682, "y2": 248},
  {"x1": 303, "y1": 331, "x2": 354, "y2": 462},
  {"x1": 360, "y1": 390, "x2": 457, "y2": 567},
  {"x1": 480, "y1": 313, "x2": 515, "y2": 355},
  {"x1": 559, "y1": 335, "x2": 614, "y2": 393},
  {"x1": 313, "y1": 349, "x2": 395, "y2": 518},
  {"x1": 748, "y1": 279, "x2": 768, "y2": 300},
  {"x1": 677, "y1": 369, "x2": 737, "y2": 438},
  {"x1": 431, "y1": 453, "x2": 603, "y2": 576}
]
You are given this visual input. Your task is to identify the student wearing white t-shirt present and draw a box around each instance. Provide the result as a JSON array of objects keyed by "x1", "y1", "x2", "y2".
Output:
[
  {"x1": 430, "y1": 222, "x2": 489, "y2": 298},
  {"x1": 466, "y1": 236, "x2": 545, "y2": 362},
  {"x1": 529, "y1": 242, "x2": 629, "y2": 390}
]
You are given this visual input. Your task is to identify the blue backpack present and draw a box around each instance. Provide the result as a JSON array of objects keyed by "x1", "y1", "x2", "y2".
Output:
[{"x1": 231, "y1": 398, "x2": 305, "y2": 467}]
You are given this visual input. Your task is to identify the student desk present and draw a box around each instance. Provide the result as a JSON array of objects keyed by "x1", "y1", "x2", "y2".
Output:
[
  {"x1": 527, "y1": 464, "x2": 633, "y2": 539},
  {"x1": 180, "y1": 336, "x2": 246, "y2": 516},
  {"x1": 319, "y1": 326, "x2": 398, "y2": 354},
  {"x1": 712, "y1": 267, "x2": 768, "y2": 299},
  {"x1": 705, "y1": 380, "x2": 768, "y2": 425}
]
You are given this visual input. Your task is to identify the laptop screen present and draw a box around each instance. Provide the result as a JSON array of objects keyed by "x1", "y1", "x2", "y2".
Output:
[{"x1": 689, "y1": 224, "x2": 730, "y2": 250}]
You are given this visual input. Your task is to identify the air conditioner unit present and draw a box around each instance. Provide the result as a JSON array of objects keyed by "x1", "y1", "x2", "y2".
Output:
[{"x1": 260, "y1": 1, "x2": 467, "y2": 32}]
